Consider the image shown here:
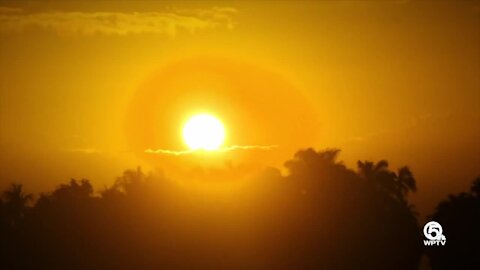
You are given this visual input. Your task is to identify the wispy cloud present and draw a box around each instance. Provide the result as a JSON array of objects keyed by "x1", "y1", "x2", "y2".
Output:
[
  {"x1": 145, "y1": 149, "x2": 194, "y2": 156},
  {"x1": 0, "y1": 6, "x2": 237, "y2": 36},
  {"x1": 145, "y1": 145, "x2": 278, "y2": 156}
]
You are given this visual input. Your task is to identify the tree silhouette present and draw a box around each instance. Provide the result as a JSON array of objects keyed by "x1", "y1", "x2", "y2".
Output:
[
  {"x1": 253, "y1": 148, "x2": 422, "y2": 270},
  {"x1": 397, "y1": 166, "x2": 417, "y2": 196},
  {"x1": 426, "y1": 177, "x2": 480, "y2": 270},
  {"x1": 112, "y1": 166, "x2": 150, "y2": 196},
  {"x1": 357, "y1": 160, "x2": 416, "y2": 203},
  {"x1": 1, "y1": 183, "x2": 33, "y2": 228},
  {"x1": 0, "y1": 184, "x2": 34, "y2": 269},
  {"x1": 0, "y1": 148, "x2": 451, "y2": 270},
  {"x1": 471, "y1": 177, "x2": 480, "y2": 197}
]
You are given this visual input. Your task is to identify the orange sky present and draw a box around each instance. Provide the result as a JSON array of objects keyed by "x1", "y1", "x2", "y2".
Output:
[{"x1": 0, "y1": 1, "x2": 479, "y2": 217}]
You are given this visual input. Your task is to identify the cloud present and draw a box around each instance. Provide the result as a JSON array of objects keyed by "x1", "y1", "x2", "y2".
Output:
[
  {"x1": 145, "y1": 145, "x2": 278, "y2": 156},
  {"x1": 62, "y1": 143, "x2": 277, "y2": 156},
  {"x1": 0, "y1": 6, "x2": 237, "y2": 36},
  {"x1": 145, "y1": 149, "x2": 194, "y2": 156}
]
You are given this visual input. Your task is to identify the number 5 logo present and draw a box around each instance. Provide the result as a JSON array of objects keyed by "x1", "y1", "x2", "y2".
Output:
[{"x1": 424, "y1": 221, "x2": 443, "y2": 240}]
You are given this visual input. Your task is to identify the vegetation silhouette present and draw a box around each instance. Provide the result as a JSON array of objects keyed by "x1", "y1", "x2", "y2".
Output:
[
  {"x1": 426, "y1": 177, "x2": 480, "y2": 270},
  {"x1": 0, "y1": 148, "x2": 475, "y2": 269}
]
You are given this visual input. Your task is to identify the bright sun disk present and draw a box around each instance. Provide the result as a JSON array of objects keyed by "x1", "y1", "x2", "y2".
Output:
[{"x1": 182, "y1": 114, "x2": 225, "y2": 151}]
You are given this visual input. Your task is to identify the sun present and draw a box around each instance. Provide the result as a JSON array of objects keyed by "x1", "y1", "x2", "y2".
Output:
[{"x1": 182, "y1": 114, "x2": 225, "y2": 151}]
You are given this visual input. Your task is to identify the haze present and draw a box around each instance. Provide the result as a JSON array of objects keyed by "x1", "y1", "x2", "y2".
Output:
[{"x1": 0, "y1": 0, "x2": 479, "y2": 219}]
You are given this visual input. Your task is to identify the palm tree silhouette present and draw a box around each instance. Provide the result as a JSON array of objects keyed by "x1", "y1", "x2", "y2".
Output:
[
  {"x1": 357, "y1": 160, "x2": 416, "y2": 202},
  {"x1": 357, "y1": 160, "x2": 389, "y2": 181},
  {"x1": 2, "y1": 183, "x2": 33, "y2": 228},
  {"x1": 396, "y1": 166, "x2": 417, "y2": 196}
]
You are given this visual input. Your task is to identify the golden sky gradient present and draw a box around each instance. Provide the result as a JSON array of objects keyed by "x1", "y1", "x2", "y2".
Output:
[{"x1": 0, "y1": 1, "x2": 479, "y2": 217}]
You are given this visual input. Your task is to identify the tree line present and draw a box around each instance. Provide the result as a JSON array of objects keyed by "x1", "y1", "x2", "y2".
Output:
[{"x1": 1, "y1": 148, "x2": 478, "y2": 269}]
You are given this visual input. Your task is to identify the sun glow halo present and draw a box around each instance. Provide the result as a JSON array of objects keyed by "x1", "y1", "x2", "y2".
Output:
[{"x1": 182, "y1": 114, "x2": 225, "y2": 151}]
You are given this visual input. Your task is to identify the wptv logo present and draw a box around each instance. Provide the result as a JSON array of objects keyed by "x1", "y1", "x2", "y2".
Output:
[{"x1": 423, "y1": 221, "x2": 446, "y2": 246}]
